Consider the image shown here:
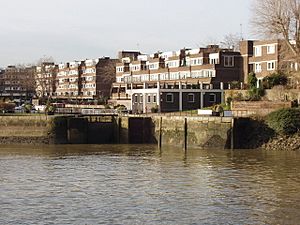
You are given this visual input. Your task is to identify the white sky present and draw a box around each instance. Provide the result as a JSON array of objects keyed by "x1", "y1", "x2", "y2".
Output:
[{"x1": 0, "y1": 0, "x2": 253, "y2": 66}]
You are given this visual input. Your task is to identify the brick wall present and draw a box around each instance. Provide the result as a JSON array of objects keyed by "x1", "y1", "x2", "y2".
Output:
[{"x1": 231, "y1": 101, "x2": 291, "y2": 117}]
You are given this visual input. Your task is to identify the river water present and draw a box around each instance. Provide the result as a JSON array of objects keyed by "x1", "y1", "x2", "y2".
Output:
[{"x1": 0, "y1": 145, "x2": 300, "y2": 225}]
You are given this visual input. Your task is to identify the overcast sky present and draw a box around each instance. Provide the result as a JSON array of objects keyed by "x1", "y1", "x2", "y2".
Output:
[{"x1": 0, "y1": 0, "x2": 253, "y2": 67}]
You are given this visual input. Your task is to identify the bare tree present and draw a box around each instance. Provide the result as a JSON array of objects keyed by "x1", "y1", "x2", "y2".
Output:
[
  {"x1": 96, "y1": 59, "x2": 117, "y2": 100},
  {"x1": 251, "y1": 0, "x2": 300, "y2": 63},
  {"x1": 220, "y1": 33, "x2": 241, "y2": 51},
  {"x1": 34, "y1": 56, "x2": 57, "y2": 100}
]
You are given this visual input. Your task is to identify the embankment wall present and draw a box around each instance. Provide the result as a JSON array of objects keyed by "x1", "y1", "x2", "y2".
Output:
[{"x1": 0, "y1": 115, "x2": 234, "y2": 149}]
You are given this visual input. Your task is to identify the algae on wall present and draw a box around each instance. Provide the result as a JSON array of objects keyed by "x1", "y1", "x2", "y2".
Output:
[{"x1": 151, "y1": 116, "x2": 233, "y2": 149}]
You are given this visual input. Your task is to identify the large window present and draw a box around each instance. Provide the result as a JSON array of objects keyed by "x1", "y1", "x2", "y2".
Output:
[
  {"x1": 166, "y1": 93, "x2": 173, "y2": 103},
  {"x1": 153, "y1": 95, "x2": 157, "y2": 103}
]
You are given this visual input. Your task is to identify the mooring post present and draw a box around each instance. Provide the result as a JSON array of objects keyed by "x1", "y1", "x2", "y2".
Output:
[
  {"x1": 231, "y1": 118, "x2": 235, "y2": 150},
  {"x1": 158, "y1": 116, "x2": 162, "y2": 149},
  {"x1": 184, "y1": 117, "x2": 187, "y2": 151},
  {"x1": 118, "y1": 117, "x2": 121, "y2": 144}
]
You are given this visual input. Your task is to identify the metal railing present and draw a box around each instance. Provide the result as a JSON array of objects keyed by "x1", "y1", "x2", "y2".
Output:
[{"x1": 55, "y1": 108, "x2": 118, "y2": 115}]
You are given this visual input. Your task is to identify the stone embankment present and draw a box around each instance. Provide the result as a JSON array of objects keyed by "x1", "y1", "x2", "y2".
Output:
[{"x1": 0, "y1": 114, "x2": 234, "y2": 149}]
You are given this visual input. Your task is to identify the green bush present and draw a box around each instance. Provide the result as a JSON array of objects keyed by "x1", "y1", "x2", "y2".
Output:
[
  {"x1": 248, "y1": 72, "x2": 257, "y2": 89},
  {"x1": 45, "y1": 104, "x2": 56, "y2": 115},
  {"x1": 266, "y1": 108, "x2": 300, "y2": 135},
  {"x1": 229, "y1": 80, "x2": 240, "y2": 89},
  {"x1": 247, "y1": 87, "x2": 265, "y2": 101},
  {"x1": 151, "y1": 106, "x2": 158, "y2": 113},
  {"x1": 23, "y1": 104, "x2": 32, "y2": 113},
  {"x1": 263, "y1": 72, "x2": 288, "y2": 89}
]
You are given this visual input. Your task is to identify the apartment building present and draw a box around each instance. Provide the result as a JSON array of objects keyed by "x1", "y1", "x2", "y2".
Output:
[
  {"x1": 35, "y1": 62, "x2": 58, "y2": 98},
  {"x1": 0, "y1": 68, "x2": 4, "y2": 95},
  {"x1": 81, "y1": 58, "x2": 117, "y2": 100},
  {"x1": 240, "y1": 39, "x2": 299, "y2": 84},
  {"x1": 55, "y1": 57, "x2": 117, "y2": 101},
  {"x1": 56, "y1": 61, "x2": 81, "y2": 99},
  {"x1": 0, "y1": 66, "x2": 35, "y2": 102},
  {"x1": 111, "y1": 46, "x2": 242, "y2": 113}
]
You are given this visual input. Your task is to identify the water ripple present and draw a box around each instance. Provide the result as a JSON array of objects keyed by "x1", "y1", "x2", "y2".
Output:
[{"x1": 0, "y1": 145, "x2": 300, "y2": 224}]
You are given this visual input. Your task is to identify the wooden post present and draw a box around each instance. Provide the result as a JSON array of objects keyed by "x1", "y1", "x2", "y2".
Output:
[
  {"x1": 158, "y1": 117, "x2": 162, "y2": 149},
  {"x1": 231, "y1": 118, "x2": 235, "y2": 149},
  {"x1": 184, "y1": 117, "x2": 187, "y2": 151},
  {"x1": 119, "y1": 117, "x2": 121, "y2": 144}
]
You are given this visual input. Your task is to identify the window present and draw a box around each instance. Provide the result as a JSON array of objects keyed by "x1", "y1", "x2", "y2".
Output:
[
  {"x1": 149, "y1": 63, "x2": 158, "y2": 70},
  {"x1": 209, "y1": 53, "x2": 219, "y2": 64},
  {"x1": 134, "y1": 95, "x2": 138, "y2": 103},
  {"x1": 167, "y1": 61, "x2": 179, "y2": 68},
  {"x1": 153, "y1": 95, "x2": 157, "y2": 103},
  {"x1": 254, "y1": 46, "x2": 262, "y2": 56},
  {"x1": 166, "y1": 93, "x2": 173, "y2": 103},
  {"x1": 267, "y1": 45, "x2": 275, "y2": 54},
  {"x1": 210, "y1": 58, "x2": 219, "y2": 64},
  {"x1": 267, "y1": 61, "x2": 276, "y2": 71},
  {"x1": 209, "y1": 94, "x2": 216, "y2": 103},
  {"x1": 116, "y1": 67, "x2": 123, "y2": 72},
  {"x1": 255, "y1": 63, "x2": 262, "y2": 73},
  {"x1": 187, "y1": 93, "x2": 195, "y2": 102},
  {"x1": 140, "y1": 94, "x2": 143, "y2": 103},
  {"x1": 224, "y1": 56, "x2": 234, "y2": 67},
  {"x1": 147, "y1": 95, "x2": 151, "y2": 103}
]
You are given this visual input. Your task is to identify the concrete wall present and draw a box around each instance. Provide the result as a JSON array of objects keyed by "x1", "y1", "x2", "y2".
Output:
[{"x1": 151, "y1": 116, "x2": 233, "y2": 149}]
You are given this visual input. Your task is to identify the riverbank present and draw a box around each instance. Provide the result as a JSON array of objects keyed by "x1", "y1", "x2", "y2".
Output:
[
  {"x1": 262, "y1": 133, "x2": 300, "y2": 151},
  {"x1": 234, "y1": 117, "x2": 300, "y2": 151},
  {"x1": 0, "y1": 113, "x2": 299, "y2": 150}
]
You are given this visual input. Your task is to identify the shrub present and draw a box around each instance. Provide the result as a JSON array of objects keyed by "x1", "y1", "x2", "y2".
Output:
[
  {"x1": 151, "y1": 106, "x2": 158, "y2": 113},
  {"x1": 23, "y1": 104, "x2": 32, "y2": 113},
  {"x1": 233, "y1": 92, "x2": 244, "y2": 101},
  {"x1": 266, "y1": 108, "x2": 300, "y2": 135},
  {"x1": 229, "y1": 80, "x2": 240, "y2": 89},
  {"x1": 45, "y1": 104, "x2": 56, "y2": 115},
  {"x1": 248, "y1": 72, "x2": 257, "y2": 89},
  {"x1": 247, "y1": 87, "x2": 265, "y2": 101},
  {"x1": 263, "y1": 72, "x2": 288, "y2": 89}
]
